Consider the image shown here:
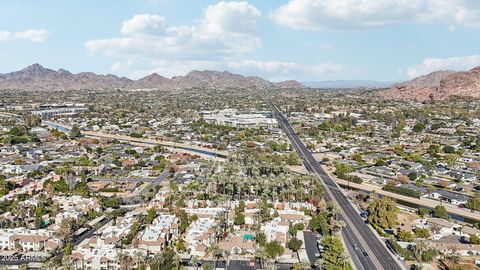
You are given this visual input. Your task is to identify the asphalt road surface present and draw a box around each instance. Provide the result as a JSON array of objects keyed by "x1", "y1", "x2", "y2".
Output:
[
  {"x1": 273, "y1": 105, "x2": 404, "y2": 270},
  {"x1": 303, "y1": 231, "x2": 320, "y2": 268}
]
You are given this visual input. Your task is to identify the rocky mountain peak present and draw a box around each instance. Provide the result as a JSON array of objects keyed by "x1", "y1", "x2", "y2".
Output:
[
  {"x1": 0, "y1": 64, "x2": 305, "y2": 91},
  {"x1": 377, "y1": 67, "x2": 480, "y2": 101}
]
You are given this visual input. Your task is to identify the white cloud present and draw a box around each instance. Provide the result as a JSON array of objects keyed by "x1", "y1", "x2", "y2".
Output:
[
  {"x1": 271, "y1": 0, "x2": 480, "y2": 31},
  {"x1": 0, "y1": 28, "x2": 50, "y2": 43},
  {"x1": 227, "y1": 60, "x2": 344, "y2": 79},
  {"x1": 14, "y1": 28, "x2": 50, "y2": 43},
  {"x1": 204, "y1": 1, "x2": 261, "y2": 34},
  {"x1": 87, "y1": 1, "x2": 344, "y2": 81},
  {"x1": 406, "y1": 55, "x2": 480, "y2": 77},
  {"x1": 86, "y1": 1, "x2": 262, "y2": 60},
  {"x1": 121, "y1": 14, "x2": 166, "y2": 36},
  {"x1": 0, "y1": 31, "x2": 12, "y2": 42}
]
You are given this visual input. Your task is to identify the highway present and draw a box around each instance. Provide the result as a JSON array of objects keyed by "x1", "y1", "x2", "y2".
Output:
[{"x1": 273, "y1": 105, "x2": 404, "y2": 270}]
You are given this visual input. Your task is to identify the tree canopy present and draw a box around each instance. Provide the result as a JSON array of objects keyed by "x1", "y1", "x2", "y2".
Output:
[{"x1": 367, "y1": 197, "x2": 399, "y2": 229}]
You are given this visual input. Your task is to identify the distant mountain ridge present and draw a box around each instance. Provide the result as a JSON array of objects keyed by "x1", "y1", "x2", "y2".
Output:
[
  {"x1": 0, "y1": 64, "x2": 305, "y2": 91},
  {"x1": 303, "y1": 80, "x2": 394, "y2": 89},
  {"x1": 377, "y1": 67, "x2": 480, "y2": 101}
]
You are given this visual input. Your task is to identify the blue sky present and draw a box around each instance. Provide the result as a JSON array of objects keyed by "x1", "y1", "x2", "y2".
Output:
[{"x1": 1, "y1": 0, "x2": 480, "y2": 82}]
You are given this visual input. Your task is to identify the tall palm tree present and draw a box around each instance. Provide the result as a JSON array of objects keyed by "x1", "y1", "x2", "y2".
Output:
[
  {"x1": 329, "y1": 203, "x2": 341, "y2": 221},
  {"x1": 61, "y1": 256, "x2": 75, "y2": 270},
  {"x1": 413, "y1": 240, "x2": 429, "y2": 262},
  {"x1": 298, "y1": 261, "x2": 311, "y2": 270},
  {"x1": 255, "y1": 247, "x2": 266, "y2": 270},
  {"x1": 315, "y1": 258, "x2": 324, "y2": 269},
  {"x1": 340, "y1": 251, "x2": 350, "y2": 270},
  {"x1": 134, "y1": 251, "x2": 145, "y2": 270},
  {"x1": 173, "y1": 253, "x2": 181, "y2": 270},
  {"x1": 149, "y1": 254, "x2": 162, "y2": 270},
  {"x1": 207, "y1": 245, "x2": 223, "y2": 270},
  {"x1": 330, "y1": 219, "x2": 346, "y2": 235},
  {"x1": 264, "y1": 262, "x2": 279, "y2": 270},
  {"x1": 41, "y1": 259, "x2": 58, "y2": 270},
  {"x1": 191, "y1": 255, "x2": 200, "y2": 270}
]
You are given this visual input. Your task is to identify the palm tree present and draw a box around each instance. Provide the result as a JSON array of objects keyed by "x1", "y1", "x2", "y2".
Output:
[
  {"x1": 191, "y1": 255, "x2": 200, "y2": 270},
  {"x1": 149, "y1": 254, "x2": 163, "y2": 270},
  {"x1": 207, "y1": 245, "x2": 223, "y2": 269},
  {"x1": 297, "y1": 261, "x2": 311, "y2": 270},
  {"x1": 41, "y1": 259, "x2": 58, "y2": 270},
  {"x1": 413, "y1": 240, "x2": 429, "y2": 262},
  {"x1": 315, "y1": 258, "x2": 324, "y2": 269},
  {"x1": 134, "y1": 251, "x2": 145, "y2": 270},
  {"x1": 330, "y1": 219, "x2": 346, "y2": 234},
  {"x1": 173, "y1": 253, "x2": 181, "y2": 270},
  {"x1": 117, "y1": 252, "x2": 133, "y2": 270},
  {"x1": 340, "y1": 251, "x2": 350, "y2": 270},
  {"x1": 255, "y1": 247, "x2": 267, "y2": 269},
  {"x1": 61, "y1": 256, "x2": 75, "y2": 270},
  {"x1": 264, "y1": 262, "x2": 279, "y2": 270},
  {"x1": 329, "y1": 203, "x2": 341, "y2": 221}
]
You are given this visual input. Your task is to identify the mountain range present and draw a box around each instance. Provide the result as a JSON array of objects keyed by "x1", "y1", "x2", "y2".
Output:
[
  {"x1": 303, "y1": 80, "x2": 394, "y2": 89},
  {"x1": 0, "y1": 64, "x2": 304, "y2": 91},
  {"x1": 377, "y1": 67, "x2": 480, "y2": 101}
]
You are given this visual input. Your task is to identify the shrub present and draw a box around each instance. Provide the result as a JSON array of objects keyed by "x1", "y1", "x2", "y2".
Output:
[{"x1": 382, "y1": 184, "x2": 421, "y2": 198}]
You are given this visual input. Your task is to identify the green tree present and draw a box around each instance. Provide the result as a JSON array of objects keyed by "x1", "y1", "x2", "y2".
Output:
[
  {"x1": 265, "y1": 241, "x2": 284, "y2": 259},
  {"x1": 256, "y1": 232, "x2": 267, "y2": 247},
  {"x1": 408, "y1": 172, "x2": 418, "y2": 181},
  {"x1": 466, "y1": 193, "x2": 480, "y2": 211},
  {"x1": 367, "y1": 197, "x2": 399, "y2": 229},
  {"x1": 238, "y1": 200, "x2": 246, "y2": 212},
  {"x1": 470, "y1": 234, "x2": 480, "y2": 244},
  {"x1": 334, "y1": 163, "x2": 355, "y2": 179},
  {"x1": 149, "y1": 249, "x2": 176, "y2": 270},
  {"x1": 414, "y1": 227, "x2": 430, "y2": 239},
  {"x1": 234, "y1": 212, "x2": 245, "y2": 226},
  {"x1": 322, "y1": 236, "x2": 346, "y2": 270},
  {"x1": 202, "y1": 262, "x2": 214, "y2": 270},
  {"x1": 63, "y1": 241, "x2": 73, "y2": 256},
  {"x1": 309, "y1": 212, "x2": 330, "y2": 236},
  {"x1": 352, "y1": 153, "x2": 363, "y2": 163},
  {"x1": 286, "y1": 152, "x2": 302, "y2": 166},
  {"x1": 398, "y1": 230, "x2": 414, "y2": 242},
  {"x1": 53, "y1": 180, "x2": 70, "y2": 194},
  {"x1": 178, "y1": 210, "x2": 190, "y2": 234},
  {"x1": 412, "y1": 122, "x2": 426, "y2": 133},
  {"x1": 375, "y1": 158, "x2": 387, "y2": 166},
  {"x1": 145, "y1": 208, "x2": 157, "y2": 224},
  {"x1": 443, "y1": 145, "x2": 455, "y2": 154},
  {"x1": 420, "y1": 248, "x2": 438, "y2": 262},
  {"x1": 73, "y1": 182, "x2": 89, "y2": 197},
  {"x1": 432, "y1": 205, "x2": 449, "y2": 219},
  {"x1": 288, "y1": 238, "x2": 303, "y2": 252},
  {"x1": 445, "y1": 154, "x2": 459, "y2": 166},
  {"x1": 70, "y1": 125, "x2": 81, "y2": 138},
  {"x1": 175, "y1": 238, "x2": 187, "y2": 252},
  {"x1": 9, "y1": 126, "x2": 25, "y2": 136},
  {"x1": 417, "y1": 208, "x2": 430, "y2": 217}
]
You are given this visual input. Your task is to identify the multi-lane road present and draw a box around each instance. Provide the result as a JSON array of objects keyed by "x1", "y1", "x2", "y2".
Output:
[{"x1": 273, "y1": 105, "x2": 404, "y2": 270}]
